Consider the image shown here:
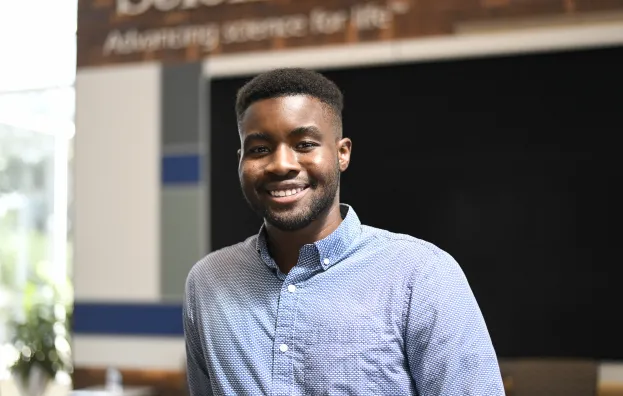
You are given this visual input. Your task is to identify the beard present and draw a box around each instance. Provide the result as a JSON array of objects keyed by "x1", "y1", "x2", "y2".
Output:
[{"x1": 244, "y1": 164, "x2": 341, "y2": 232}]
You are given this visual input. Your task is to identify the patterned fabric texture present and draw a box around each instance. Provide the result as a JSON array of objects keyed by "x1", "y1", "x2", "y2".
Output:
[{"x1": 184, "y1": 204, "x2": 505, "y2": 395}]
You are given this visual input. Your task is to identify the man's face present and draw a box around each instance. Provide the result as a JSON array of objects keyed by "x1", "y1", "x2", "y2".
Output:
[{"x1": 238, "y1": 95, "x2": 351, "y2": 231}]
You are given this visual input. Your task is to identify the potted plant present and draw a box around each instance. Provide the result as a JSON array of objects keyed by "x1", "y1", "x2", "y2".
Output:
[{"x1": 8, "y1": 275, "x2": 73, "y2": 396}]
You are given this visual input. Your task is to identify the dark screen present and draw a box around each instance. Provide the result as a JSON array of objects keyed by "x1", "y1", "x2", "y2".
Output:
[{"x1": 208, "y1": 45, "x2": 622, "y2": 359}]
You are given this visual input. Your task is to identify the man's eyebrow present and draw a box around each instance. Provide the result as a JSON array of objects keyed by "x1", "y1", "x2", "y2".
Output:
[
  {"x1": 243, "y1": 132, "x2": 272, "y2": 148},
  {"x1": 243, "y1": 126, "x2": 323, "y2": 148},
  {"x1": 289, "y1": 126, "x2": 323, "y2": 140}
]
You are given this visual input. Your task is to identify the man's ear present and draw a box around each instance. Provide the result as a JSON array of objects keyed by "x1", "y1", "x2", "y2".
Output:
[
  {"x1": 337, "y1": 138, "x2": 352, "y2": 172},
  {"x1": 237, "y1": 149, "x2": 241, "y2": 162}
]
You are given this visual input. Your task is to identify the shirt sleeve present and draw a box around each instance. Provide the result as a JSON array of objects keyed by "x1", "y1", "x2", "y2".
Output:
[
  {"x1": 404, "y1": 249, "x2": 505, "y2": 395},
  {"x1": 183, "y1": 269, "x2": 214, "y2": 396}
]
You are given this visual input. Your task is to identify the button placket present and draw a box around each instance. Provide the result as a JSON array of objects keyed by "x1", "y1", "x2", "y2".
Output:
[{"x1": 271, "y1": 272, "x2": 304, "y2": 395}]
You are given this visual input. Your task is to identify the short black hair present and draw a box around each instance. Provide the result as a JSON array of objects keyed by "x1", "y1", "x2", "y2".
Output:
[{"x1": 235, "y1": 67, "x2": 344, "y2": 133}]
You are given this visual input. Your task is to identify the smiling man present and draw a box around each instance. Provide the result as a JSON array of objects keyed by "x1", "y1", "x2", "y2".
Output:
[{"x1": 183, "y1": 68, "x2": 505, "y2": 395}]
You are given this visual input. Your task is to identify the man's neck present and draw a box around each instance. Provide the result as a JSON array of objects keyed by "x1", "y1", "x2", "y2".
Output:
[{"x1": 265, "y1": 202, "x2": 343, "y2": 274}]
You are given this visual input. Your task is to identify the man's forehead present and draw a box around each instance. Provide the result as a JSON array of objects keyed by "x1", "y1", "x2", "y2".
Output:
[
  {"x1": 248, "y1": 95, "x2": 323, "y2": 114},
  {"x1": 241, "y1": 95, "x2": 328, "y2": 128}
]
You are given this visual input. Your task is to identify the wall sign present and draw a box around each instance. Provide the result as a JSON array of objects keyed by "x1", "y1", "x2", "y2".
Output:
[{"x1": 78, "y1": 0, "x2": 623, "y2": 67}]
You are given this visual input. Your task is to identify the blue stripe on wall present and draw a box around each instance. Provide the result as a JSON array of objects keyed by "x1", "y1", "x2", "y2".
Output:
[
  {"x1": 162, "y1": 154, "x2": 200, "y2": 185},
  {"x1": 73, "y1": 302, "x2": 183, "y2": 336}
]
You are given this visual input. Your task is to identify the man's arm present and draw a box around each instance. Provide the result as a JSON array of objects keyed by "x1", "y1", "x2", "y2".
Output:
[
  {"x1": 183, "y1": 270, "x2": 214, "y2": 396},
  {"x1": 404, "y1": 249, "x2": 505, "y2": 395}
]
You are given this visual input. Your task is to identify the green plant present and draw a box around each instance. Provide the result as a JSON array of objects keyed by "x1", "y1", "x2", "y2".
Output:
[{"x1": 8, "y1": 275, "x2": 73, "y2": 385}]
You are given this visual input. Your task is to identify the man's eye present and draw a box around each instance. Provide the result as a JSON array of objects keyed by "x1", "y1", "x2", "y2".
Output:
[
  {"x1": 297, "y1": 141, "x2": 318, "y2": 150},
  {"x1": 249, "y1": 146, "x2": 269, "y2": 154}
]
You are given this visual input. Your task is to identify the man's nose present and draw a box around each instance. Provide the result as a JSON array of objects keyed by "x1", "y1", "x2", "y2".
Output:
[{"x1": 265, "y1": 145, "x2": 300, "y2": 176}]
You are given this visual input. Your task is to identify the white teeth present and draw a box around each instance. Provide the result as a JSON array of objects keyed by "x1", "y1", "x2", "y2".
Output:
[{"x1": 270, "y1": 187, "x2": 304, "y2": 197}]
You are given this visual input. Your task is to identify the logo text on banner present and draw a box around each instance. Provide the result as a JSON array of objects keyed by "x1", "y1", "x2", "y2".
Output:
[{"x1": 77, "y1": 0, "x2": 623, "y2": 67}]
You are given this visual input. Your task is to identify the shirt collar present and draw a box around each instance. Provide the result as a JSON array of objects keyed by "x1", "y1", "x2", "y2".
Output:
[{"x1": 255, "y1": 203, "x2": 362, "y2": 271}]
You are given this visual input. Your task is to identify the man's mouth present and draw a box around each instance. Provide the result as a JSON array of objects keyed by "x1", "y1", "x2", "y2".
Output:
[
  {"x1": 268, "y1": 187, "x2": 306, "y2": 197},
  {"x1": 263, "y1": 183, "x2": 311, "y2": 203}
]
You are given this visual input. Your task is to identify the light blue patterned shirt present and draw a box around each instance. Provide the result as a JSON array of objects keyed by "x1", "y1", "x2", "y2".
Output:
[{"x1": 183, "y1": 204, "x2": 504, "y2": 395}]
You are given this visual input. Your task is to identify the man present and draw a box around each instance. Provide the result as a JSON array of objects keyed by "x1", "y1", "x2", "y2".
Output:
[{"x1": 183, "y1": 67, "x2": 504, "y2": 395}]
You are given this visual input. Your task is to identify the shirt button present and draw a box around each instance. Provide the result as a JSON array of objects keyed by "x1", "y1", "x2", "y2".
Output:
[
  {"x1": 279, "y1": 344, "x2": 288, "y2": 352},
  {"x1": 323, "y1": 258, "x2": 330, "y2": 265},
  {"x1": 287, "y1": 284, "x2": 296, "y2": 293}
]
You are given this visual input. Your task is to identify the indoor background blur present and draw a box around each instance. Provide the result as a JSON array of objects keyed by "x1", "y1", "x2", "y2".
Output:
[{"x1": 0, "y1": 0, "x2": 622, "y2": 395}]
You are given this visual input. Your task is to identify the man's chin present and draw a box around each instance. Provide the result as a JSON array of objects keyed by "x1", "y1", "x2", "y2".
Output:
[{"x1": 264, "y1": 210, "x2": 313, "y2": 232}]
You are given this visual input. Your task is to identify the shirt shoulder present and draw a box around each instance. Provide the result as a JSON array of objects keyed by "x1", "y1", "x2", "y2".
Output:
[
  {"x1": 359, "y1": 224, "x2": 460, "y2": 276},
  {"x1": 362, "y1": 224, "x2": 451, "y2": 259},
  {"x1": 186, "y1": 234, "x2": 259, "y2": 287}
]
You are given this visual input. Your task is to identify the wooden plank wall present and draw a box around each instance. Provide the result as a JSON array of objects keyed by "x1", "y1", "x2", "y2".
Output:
[{"x1": 77, "y1": 0, "x2": 623, "y2": 67}]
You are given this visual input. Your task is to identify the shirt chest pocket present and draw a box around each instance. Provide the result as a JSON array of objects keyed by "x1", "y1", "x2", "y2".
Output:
[{"x1": 300, "y1": 324, "x2": 383, "y2": 395}]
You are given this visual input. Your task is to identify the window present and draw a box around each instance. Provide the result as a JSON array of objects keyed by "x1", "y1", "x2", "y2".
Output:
[{"x1": 0, "y1": 0, "x2": 76, "y2": 382}]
